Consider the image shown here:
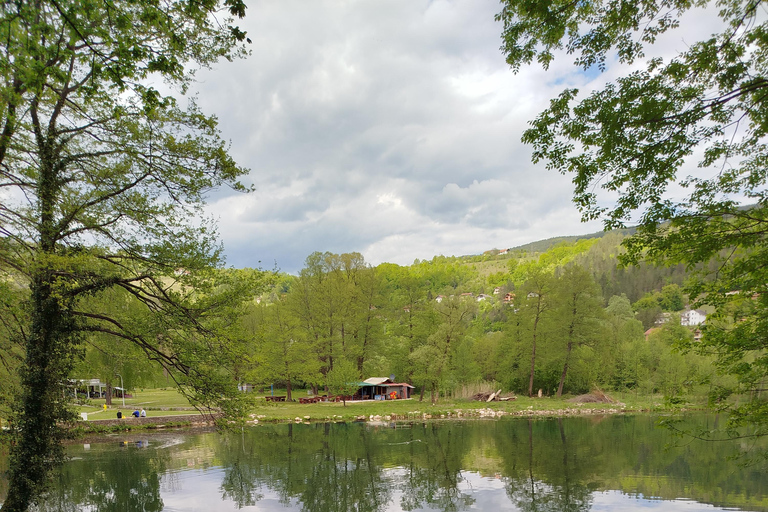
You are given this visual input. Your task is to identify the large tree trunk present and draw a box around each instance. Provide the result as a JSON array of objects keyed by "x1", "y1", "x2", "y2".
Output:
[
  {"x1": 557, "y1": 319, "x2": 577, "y2": 397},
  {"x1": 5, "y1": 276, "x2": 77, "y2": 510},
  {"x1": 105, "y1": 382, "x2": 113, "y2": 406},
  {"x1": 286, "y1": 379, "x2": 292, "y2": 402},
  {"x1": 528, "y1": 319, "x2": 539, "y2": 397},
  {"x1": 528, "y1": 337, "x2": 537, "y2": 397}
]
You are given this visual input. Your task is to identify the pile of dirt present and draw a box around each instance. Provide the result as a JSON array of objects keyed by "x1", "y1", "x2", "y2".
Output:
[{"x1": 567, "y1": 389, "x2": 616, "y2": 404}]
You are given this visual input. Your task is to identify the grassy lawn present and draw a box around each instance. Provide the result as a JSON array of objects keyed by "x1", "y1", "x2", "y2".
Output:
[
  {"x1": 76, "y1": 407, "x2": 203, "y2": 420},
  {"x1": 70, "y1": 386, "x2": 701, "y2": 423},
  {"x1": 245, "y1": 391, "x2": 683, "y2": 423},
  {"x1": 76, "y1": 388, "x2": 201, "y2": 420},
  {"x1": 121, "y1": 388, "x2": 197, "y2": 407}
]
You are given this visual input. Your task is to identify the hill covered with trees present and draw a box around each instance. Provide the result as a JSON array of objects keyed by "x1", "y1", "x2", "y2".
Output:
[{"x1": 232, "y1": 230, "x2": 725, "y2": 403}]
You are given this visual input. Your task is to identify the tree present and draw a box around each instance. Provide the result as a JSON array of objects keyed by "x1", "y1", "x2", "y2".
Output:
[
  {"x1": 634, "y1": 294, "x2": 664, "y2": 331},
  {"x1": 379, "y1": 264, "x2": 437, "y2": 386},
  {"x1": 498, "y1": 0, "x2": 768, "y2": 433},
  {"x1": 246, "y1": 298, "x2": 320, "y2": 402},
  {"x1": 326, "y1": 360, "x2": 361, "y2": 406},
  {"x1": 410, "y1": 296, "x2": 476, "y2": 403},
  {"x1": 659, "y1": 285, "x2": 685, "y2": 312},
  {"x1": 603, "y1": 294, "x2": 645, "y2": 388},
  {"x1": 287, "y1": 252, "x2": 383, "y2": 391},
  {"x1": 519, "y1": 267, "x2": 554, "y2": 397},
  {"x1": 0, "y1": 0, "x2": 254, "y2": 509},
  {"x1": 552, "y1": 266, "x2": 604, "y2": 397}
]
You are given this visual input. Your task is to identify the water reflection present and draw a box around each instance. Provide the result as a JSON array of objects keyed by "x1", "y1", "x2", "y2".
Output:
[
  {"x1": 11, "y1": 415, "x2": 768, "y2": 511},
  {"x1": 503, "y1": 419, "x2": 593, "y2": 512},
  {"x1": 35, "y1": 439, "x2": 168, "y2": 512}
]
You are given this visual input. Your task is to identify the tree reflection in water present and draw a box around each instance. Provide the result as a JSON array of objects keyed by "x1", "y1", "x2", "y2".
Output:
[
  {"x1": 12, "y1": 415, "x2": 768, "y2": 511},
  {"x1": 215, "y1": 422, "x2": 393, "y2": 512},
  {"x1": 504, "y1": 419, "x2": 592, "y2": 512},
  {"x1": 35, "y1": 440, "x2": 168, "y2": 512},
  {"x1": 398, "y1": 423, "x2": 474, "y2": 511}
]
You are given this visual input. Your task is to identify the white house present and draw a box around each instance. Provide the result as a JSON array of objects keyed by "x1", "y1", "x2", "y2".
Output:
[{"x1": 681, "y1": 309, "x2": 707, "y2": 326}]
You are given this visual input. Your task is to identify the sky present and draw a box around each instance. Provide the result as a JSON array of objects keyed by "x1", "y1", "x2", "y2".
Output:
[
  {"x1": 190, "y1": 0, "x2": 722, "y2": 274},
  {"x1": 161, "y1": 468, "x2": 724, "y2": 512}
]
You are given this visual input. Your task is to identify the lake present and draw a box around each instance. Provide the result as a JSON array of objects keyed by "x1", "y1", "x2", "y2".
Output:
[{"x1": 4, "y1": 414, "x2": 768, "y2": 511}]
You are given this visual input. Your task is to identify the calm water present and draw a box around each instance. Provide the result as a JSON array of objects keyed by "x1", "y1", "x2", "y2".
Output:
[{"x1": 3, "y1": 415, "x2": 768, "y2": 511}]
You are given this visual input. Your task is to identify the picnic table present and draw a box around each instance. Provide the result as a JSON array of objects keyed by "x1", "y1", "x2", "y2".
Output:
[
  {"x1": 299, "y1": 395, "x2": 329, "y2": 404},
  {"x1": 265, "y1": 395, "x2": 286, "y2": 402}
]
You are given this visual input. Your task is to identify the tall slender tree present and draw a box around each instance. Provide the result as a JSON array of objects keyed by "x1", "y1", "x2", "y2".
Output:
[
  {"x1": 411, "y1": 296, "x2": 476, "y2": 403},
  {"x1": 552, "y1": 266, "x2": 604, "y2": 397},
  {"x1": 519, "y1": 268, "x2": 554, "y2": 397}
]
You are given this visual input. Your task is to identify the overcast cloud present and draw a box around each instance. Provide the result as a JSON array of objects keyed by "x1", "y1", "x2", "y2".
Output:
[{"x1": 188, "y1": 0, "x2": 723, "y2": 273}]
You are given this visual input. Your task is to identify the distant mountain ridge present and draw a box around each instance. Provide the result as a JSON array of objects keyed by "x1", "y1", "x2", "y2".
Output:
[{"x1": 485, "y1": 227, "x2": 638, "y2": 256}]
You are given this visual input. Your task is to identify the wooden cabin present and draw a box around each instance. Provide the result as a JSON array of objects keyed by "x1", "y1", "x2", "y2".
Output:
[{"x1": 357, "y1": 377, "x2": 414, "y2": 400}]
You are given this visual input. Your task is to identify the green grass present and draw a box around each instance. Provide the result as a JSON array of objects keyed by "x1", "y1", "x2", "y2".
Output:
[
  {"x1": 245, "y1": 392, "x2": 684, "y2": 423},
  {"x1": 76, "y1": 407, "x2": 203, "y2": 419},
  {"x1": 121, "y1": 388, "x2": 197, "y2": 407},
  {"x1": 75, "y1": 388, "x2": 200, "y2": 420},
  {"x1": 70, "y1": 386, "x2": 704, "y2": 424}
]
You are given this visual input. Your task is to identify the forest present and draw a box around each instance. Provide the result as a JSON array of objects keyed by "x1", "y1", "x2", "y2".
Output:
[{"x1": 59, "y1": 230, "x2": 731, "y2": 406}]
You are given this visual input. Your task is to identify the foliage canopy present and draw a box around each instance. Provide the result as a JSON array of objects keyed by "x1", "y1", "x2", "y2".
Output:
[{"x1": 498, "y1": 0, "x2": 768, "y2": 435}]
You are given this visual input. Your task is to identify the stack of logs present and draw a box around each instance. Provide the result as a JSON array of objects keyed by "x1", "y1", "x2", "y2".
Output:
[{"x1": 471, "y1": 389, "x2": 516, "y2": 402}]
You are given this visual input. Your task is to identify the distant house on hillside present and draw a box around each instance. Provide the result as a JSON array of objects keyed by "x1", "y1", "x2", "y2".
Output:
[
  {"x1": 681, "y1": 309, "x2": 707, "y2": 326},
  {"x1": 644, "y1": 328, "x2": 661, "y2": 340},
  {"x1": 499, "y1": 248, "x2": 509, "y2": 255},
  {"x1": 503, "y1": 293, "x2": 515, "y2": 304},
  {"x1": 435, "y1": 295, "x2": 444, "y2": 303},
  {"x1": 476, "y1": 294, "x2": 492, "y2": 301}
]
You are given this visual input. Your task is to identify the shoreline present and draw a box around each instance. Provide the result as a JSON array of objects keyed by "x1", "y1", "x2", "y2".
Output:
[
  {"x1": 60, "y1": 402, "x2": 693, "y2": 436},
  {"x1": 248, "y1": 404, "x2": 677, "y2": 425}
]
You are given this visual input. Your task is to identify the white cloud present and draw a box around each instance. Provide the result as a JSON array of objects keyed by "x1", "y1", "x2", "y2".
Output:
[{"x1": 190, "y1": 0, "x2": 726, "y2": 272}]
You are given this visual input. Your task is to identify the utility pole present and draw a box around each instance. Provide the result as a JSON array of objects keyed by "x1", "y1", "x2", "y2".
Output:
[{"x1": 115, "y1": 373, "x2": 125, "y2": 407}]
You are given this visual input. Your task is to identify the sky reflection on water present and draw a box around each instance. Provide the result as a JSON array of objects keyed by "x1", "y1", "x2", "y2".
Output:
[{"x1": 157, "y1": 469, "x2": 742, "y2": 512}]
